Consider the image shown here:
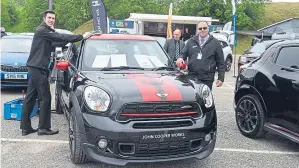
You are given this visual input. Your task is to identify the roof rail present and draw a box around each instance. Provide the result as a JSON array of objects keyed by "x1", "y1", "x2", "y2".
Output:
[{"x1": 271, "y1": 32, "x2": 299, "y2": 40}]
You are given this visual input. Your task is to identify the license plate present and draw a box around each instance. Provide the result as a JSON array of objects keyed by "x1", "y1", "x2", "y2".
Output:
[
  {"x1": 140, "y1": 130, "x2": 187, "y2": 143},
  {"x1": 4, "y1": 74, "x2": 27, "y2": 79}
]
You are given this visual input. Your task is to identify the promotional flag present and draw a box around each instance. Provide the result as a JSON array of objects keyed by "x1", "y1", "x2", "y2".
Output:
[
  {"x1": 166, "y1": 3, "x2": 173, "y2": 39},
  {"x1": 231, "y1": 0, "x2": 237, "y2": 46},
  {"x1": 89, "y1": 0, "x2": 108, "y2": 33}
]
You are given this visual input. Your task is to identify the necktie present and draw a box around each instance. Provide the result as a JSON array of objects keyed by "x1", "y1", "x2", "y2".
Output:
[
  {"x1": 175, "y1": 41, "x2": 179, "y2": 59},
  {"x1": 201, "y1": 38, "x2": 205, "y2": 46}
]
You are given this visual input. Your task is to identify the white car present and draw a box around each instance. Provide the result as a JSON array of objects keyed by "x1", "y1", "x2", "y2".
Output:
[
  {"x1": 218, "y1": 39, "x2": 233, "y2": 72},
  {"x1": 184, "y1": 37, "x2": 233, "y2": 72}
]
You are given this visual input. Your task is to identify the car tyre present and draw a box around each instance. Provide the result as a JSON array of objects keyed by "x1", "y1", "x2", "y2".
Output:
[
  {"x1": 225, "y1": 57, "x2": 232, "y2": 72},
  {"x1": 235, "y1": 94, "x2": 267, "y2": 138},
  {"x1": 69, "y1": 108, "x2": 87, "y2": 164},
  {"x1": 55, "y1": 82, "x2": 63, "y2": 114}
]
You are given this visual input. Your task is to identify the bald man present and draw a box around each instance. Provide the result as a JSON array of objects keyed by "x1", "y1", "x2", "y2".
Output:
[
  {"x1": 176, "y1": 21, "x2": 225, "y2": 90},
  {"x1": 163, "y1": 29, "x2": 185, "y2": 63}
]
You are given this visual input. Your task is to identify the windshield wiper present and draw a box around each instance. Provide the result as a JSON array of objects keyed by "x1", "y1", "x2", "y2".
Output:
[
  {"x1": 100, "y1": 66, "x2": 144, "y2": 71},
  {"x1": 151, "y1": 66, "x2": 175, "y2": 71}
]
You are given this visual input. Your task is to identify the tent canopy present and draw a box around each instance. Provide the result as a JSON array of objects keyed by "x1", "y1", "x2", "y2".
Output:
[{"x1": 127, "y1": 13, "x2": 219, "y2": 24}]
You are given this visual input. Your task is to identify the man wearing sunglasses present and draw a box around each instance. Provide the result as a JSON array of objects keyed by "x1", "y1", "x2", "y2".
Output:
[{"x1": 176, "y1": 21, "x2": 225, "y2": 90}]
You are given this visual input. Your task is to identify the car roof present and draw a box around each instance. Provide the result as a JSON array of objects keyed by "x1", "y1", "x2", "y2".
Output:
[
  {"x1": 89, "y1": 34, "x2": 155, "y2": 41},
  {"x1": 270, "y1": 39, "x2": 299, "y2": 48},
  {"x1": 2, "y1": 34, "x2": 33, "y2": 39}
]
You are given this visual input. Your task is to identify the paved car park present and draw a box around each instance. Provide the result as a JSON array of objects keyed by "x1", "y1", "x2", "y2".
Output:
[{"x1": 1, "y1": 68, "x2": 299, "y2": 168}]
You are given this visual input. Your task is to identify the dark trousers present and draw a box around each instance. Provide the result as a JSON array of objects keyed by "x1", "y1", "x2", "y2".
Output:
[
  {"x1": 200, "y1": 80, "x2": 214, "y2": 90},
  {"x1": 20, "y1": 67, "x2": 52, "y2": 130}
]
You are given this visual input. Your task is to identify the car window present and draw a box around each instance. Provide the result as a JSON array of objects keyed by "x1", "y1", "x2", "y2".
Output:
[
  {"x1": 81, "y1": 39, "x2": 170, "y2": 71},
  {"x1": 275, "y1": 46, "x2": 299, "y2": 69},
  {"x1": 219, "y1": 41, "x2": 228, "y2": 48},
  {"x1": 250, "y1": 42, "x2": 266, "y2": 54},
  {"x1": 1, "y1": 38, "x2": 32, "y2": 52}
]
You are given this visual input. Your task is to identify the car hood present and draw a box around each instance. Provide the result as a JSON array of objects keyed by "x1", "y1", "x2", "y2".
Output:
[
  {"x1": 81, "y1": 72, "x2": 202, "y2": 103},
  {"x1": 1, "y1": 52, "x2": 29, "y2": 66}
]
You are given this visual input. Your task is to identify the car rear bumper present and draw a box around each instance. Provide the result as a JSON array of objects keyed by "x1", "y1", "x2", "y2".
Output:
[{"x1": 77, "y1": 110, "x2": 217, "y2": 166}]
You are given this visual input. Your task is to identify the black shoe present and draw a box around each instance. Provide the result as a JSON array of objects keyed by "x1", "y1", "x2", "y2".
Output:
[
  {"x1": 22, "y1": 128, "x2": 38, "y2": 136},
  {"x1": 37, "y1": 129, "x2": 59, "y2": 136}
]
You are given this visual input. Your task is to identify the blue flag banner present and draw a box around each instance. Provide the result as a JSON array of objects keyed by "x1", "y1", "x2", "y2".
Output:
[{"x1": 89, "y1": 0, "x2": 108, "y2": 33}]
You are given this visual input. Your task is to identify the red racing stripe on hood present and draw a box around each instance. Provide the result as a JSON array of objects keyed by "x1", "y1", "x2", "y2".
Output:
[
  {"x1": 147, "y1": 74, "x2": 183, "y2": 101},
  {"x1": 125, "y1": 74, "x2": 161, "y2": 102}
]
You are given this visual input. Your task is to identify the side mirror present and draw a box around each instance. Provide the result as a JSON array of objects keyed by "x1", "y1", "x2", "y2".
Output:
[
  {"x1": 56, "y1": 61, "x2": 70, "y2": 71},
  {"x1": 244, "y1": 49, "x2": 249, "y2": 54},
  {"x1": 55, "y1": 47, "x2": 63, "y2": 58}
]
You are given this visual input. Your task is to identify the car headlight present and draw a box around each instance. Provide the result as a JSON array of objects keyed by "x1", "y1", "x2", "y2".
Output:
[
  {"x1": 84, "y1": 86, "x2": 111, "y2": 112},
  {"x1": 240, "y1": 56, "x2": 247, "y2": 63},
  {"x1": 201, "y1": 84, "x2": 213, "y2": 108}
]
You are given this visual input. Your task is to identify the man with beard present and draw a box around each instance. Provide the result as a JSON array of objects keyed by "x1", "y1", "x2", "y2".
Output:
[{"x1": 20, "y1": 10, "x2": 91, "y2": 136}]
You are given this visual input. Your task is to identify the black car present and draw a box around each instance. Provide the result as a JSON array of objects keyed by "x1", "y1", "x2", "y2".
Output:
[
  {"x1": 237, "y1": 39, "x2": 281, "y2": 72},
  {"x1": 234, "y1": 37, "x2": 299, "y2": 143},
  {"x1": 54, "y1": 33, "x2": 217, "y2": 166}
]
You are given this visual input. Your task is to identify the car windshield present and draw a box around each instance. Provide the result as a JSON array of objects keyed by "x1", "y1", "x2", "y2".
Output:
[
  {"x1": 154, "y1": 37, "x2": 166, "y2": 46},
  {"x1": 81, "y1": 39, "x2": 171, "y2": 71},
  {"x1": 1, "y1": 38, "x2": 32, "y2": 53},
  {"x1": 250, "y1": 42, "x2": 265, "y2": 54}
]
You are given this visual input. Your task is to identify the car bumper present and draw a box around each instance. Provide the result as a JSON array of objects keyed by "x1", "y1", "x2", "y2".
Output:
[
  {"x1": 77, "y1": 110, "x2": 217, "y2": 166},
  {"x1": 0, "y1": 71, "x2": 29, "y2": 87}
]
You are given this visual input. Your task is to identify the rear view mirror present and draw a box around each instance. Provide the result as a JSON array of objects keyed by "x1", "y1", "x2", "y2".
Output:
[{"x1": 56, "y1": 61, "x2": 70, "y2": 71}]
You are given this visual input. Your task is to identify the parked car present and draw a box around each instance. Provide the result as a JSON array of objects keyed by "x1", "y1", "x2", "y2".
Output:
[
  {"x1": 237, "y1": 32, "x2": 298, "y2": 72},
  {"x1": 234, "y1": 36, "x2": 299, "y2": 144},
  {"x1": 237, "y1": 40, "x2": 280, "y2": 72},
  {"x1": 0, "y1": 34, "x2": 33, "y2": 87},
  {"x1": 218, "y1": 39, "x2": 233, "y2": 71},
  {"x1": 55, "y1": 33, "x2": 217, "y2": 166}
]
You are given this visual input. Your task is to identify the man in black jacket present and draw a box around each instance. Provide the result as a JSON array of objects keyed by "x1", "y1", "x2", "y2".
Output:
[
  {"x1": 20, "y1": 10, "x2": 91, "y2": 136},
  {"x1": 176, "y1": 21, "x2": 225, "y2": 90}
]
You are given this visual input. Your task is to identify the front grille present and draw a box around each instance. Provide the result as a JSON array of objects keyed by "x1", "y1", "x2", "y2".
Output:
[
  {"x1": 132, "y1": 120, "x2": 193, "y2": 129},
  {"x1": 116, "y1": 102, "x2": 201, "y2": 122},
  {"x1": 135, "y1": 141, "x2": 190, "y2": 157},
  {"x1": 1, "y1": 65, "x2": 28, "y2": 72}
]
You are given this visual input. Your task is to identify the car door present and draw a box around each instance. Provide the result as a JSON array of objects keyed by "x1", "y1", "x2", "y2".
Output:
[
  {"x1": 271, "y1": 45, "x2": 299, "y2": 133},
  {"x1": 219, "y1": 40, "x2": 231, "y2": 60}
]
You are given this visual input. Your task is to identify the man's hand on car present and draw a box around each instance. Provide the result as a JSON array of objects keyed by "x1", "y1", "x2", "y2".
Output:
[
  {"x1": 83, "y1": 32, "x2": 92, "y2": 39},
  {"x1": 176, "y1": 58, "x2": 185, "y2": 67}
]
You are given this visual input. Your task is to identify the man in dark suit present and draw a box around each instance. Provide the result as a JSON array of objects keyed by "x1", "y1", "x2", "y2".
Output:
[{"x1": 163, "y1": 29, "x2": 185, "y2": 63}]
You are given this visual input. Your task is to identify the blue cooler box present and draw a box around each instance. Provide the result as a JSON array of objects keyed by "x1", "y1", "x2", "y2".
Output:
[{"x1": 3, "y1": 98, "x2": 38, "y2": 120}]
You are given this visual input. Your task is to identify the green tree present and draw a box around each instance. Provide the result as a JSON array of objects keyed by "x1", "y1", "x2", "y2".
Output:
[
  {"x1": 54, "y1": 0, "x2": 92, "y2": 31},
  {"x1": 20, "y1": 0, "x2": 48, "y2": 31},
  {"x1": 1, "y1": 0, "x2": 19, "y2": 30},
  {"x1": 177, "y1": 0, "x2": 265, "y2": 30}
]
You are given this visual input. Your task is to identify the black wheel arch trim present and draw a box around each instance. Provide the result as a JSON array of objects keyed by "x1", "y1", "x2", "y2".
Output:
[
  {"x1": 69, "y1": 91, "x2": 88, "y2": 144},
  {"x1": 236, "y1": 84, "x2": 268, "y2": 115}
]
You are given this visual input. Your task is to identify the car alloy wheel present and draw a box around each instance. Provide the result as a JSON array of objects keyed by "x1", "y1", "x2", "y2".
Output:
[
  {"x1": 226, "y1": 57, "x2": 232, "y2": 71},
  {"x1": 235, "y1": 94, "x2": 267, "y2": 138},
  {"x1": 237, "y1": 99, "x2": 258, "y2": 133}
]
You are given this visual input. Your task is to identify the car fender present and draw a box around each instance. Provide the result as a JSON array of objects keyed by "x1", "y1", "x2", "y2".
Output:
[
  {"x1": 69, "y1": 91, "x2": 88, "y2": 144},
  {"x1": 236, "y1": 84, "x2": 268, "y2": 114}
]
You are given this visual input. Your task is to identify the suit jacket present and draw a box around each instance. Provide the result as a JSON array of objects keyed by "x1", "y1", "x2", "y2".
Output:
[{"x1": 163, "y1": 39, "x2": 185, "y2": 61}]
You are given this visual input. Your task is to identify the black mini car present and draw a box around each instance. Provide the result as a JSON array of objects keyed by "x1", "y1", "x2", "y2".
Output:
[
  {"x1": 54, "y1": 33, "x2": 217, "y2": 166},
  {"x1": 234, "y1": 37, "x2": 299, "y2": 143}
]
